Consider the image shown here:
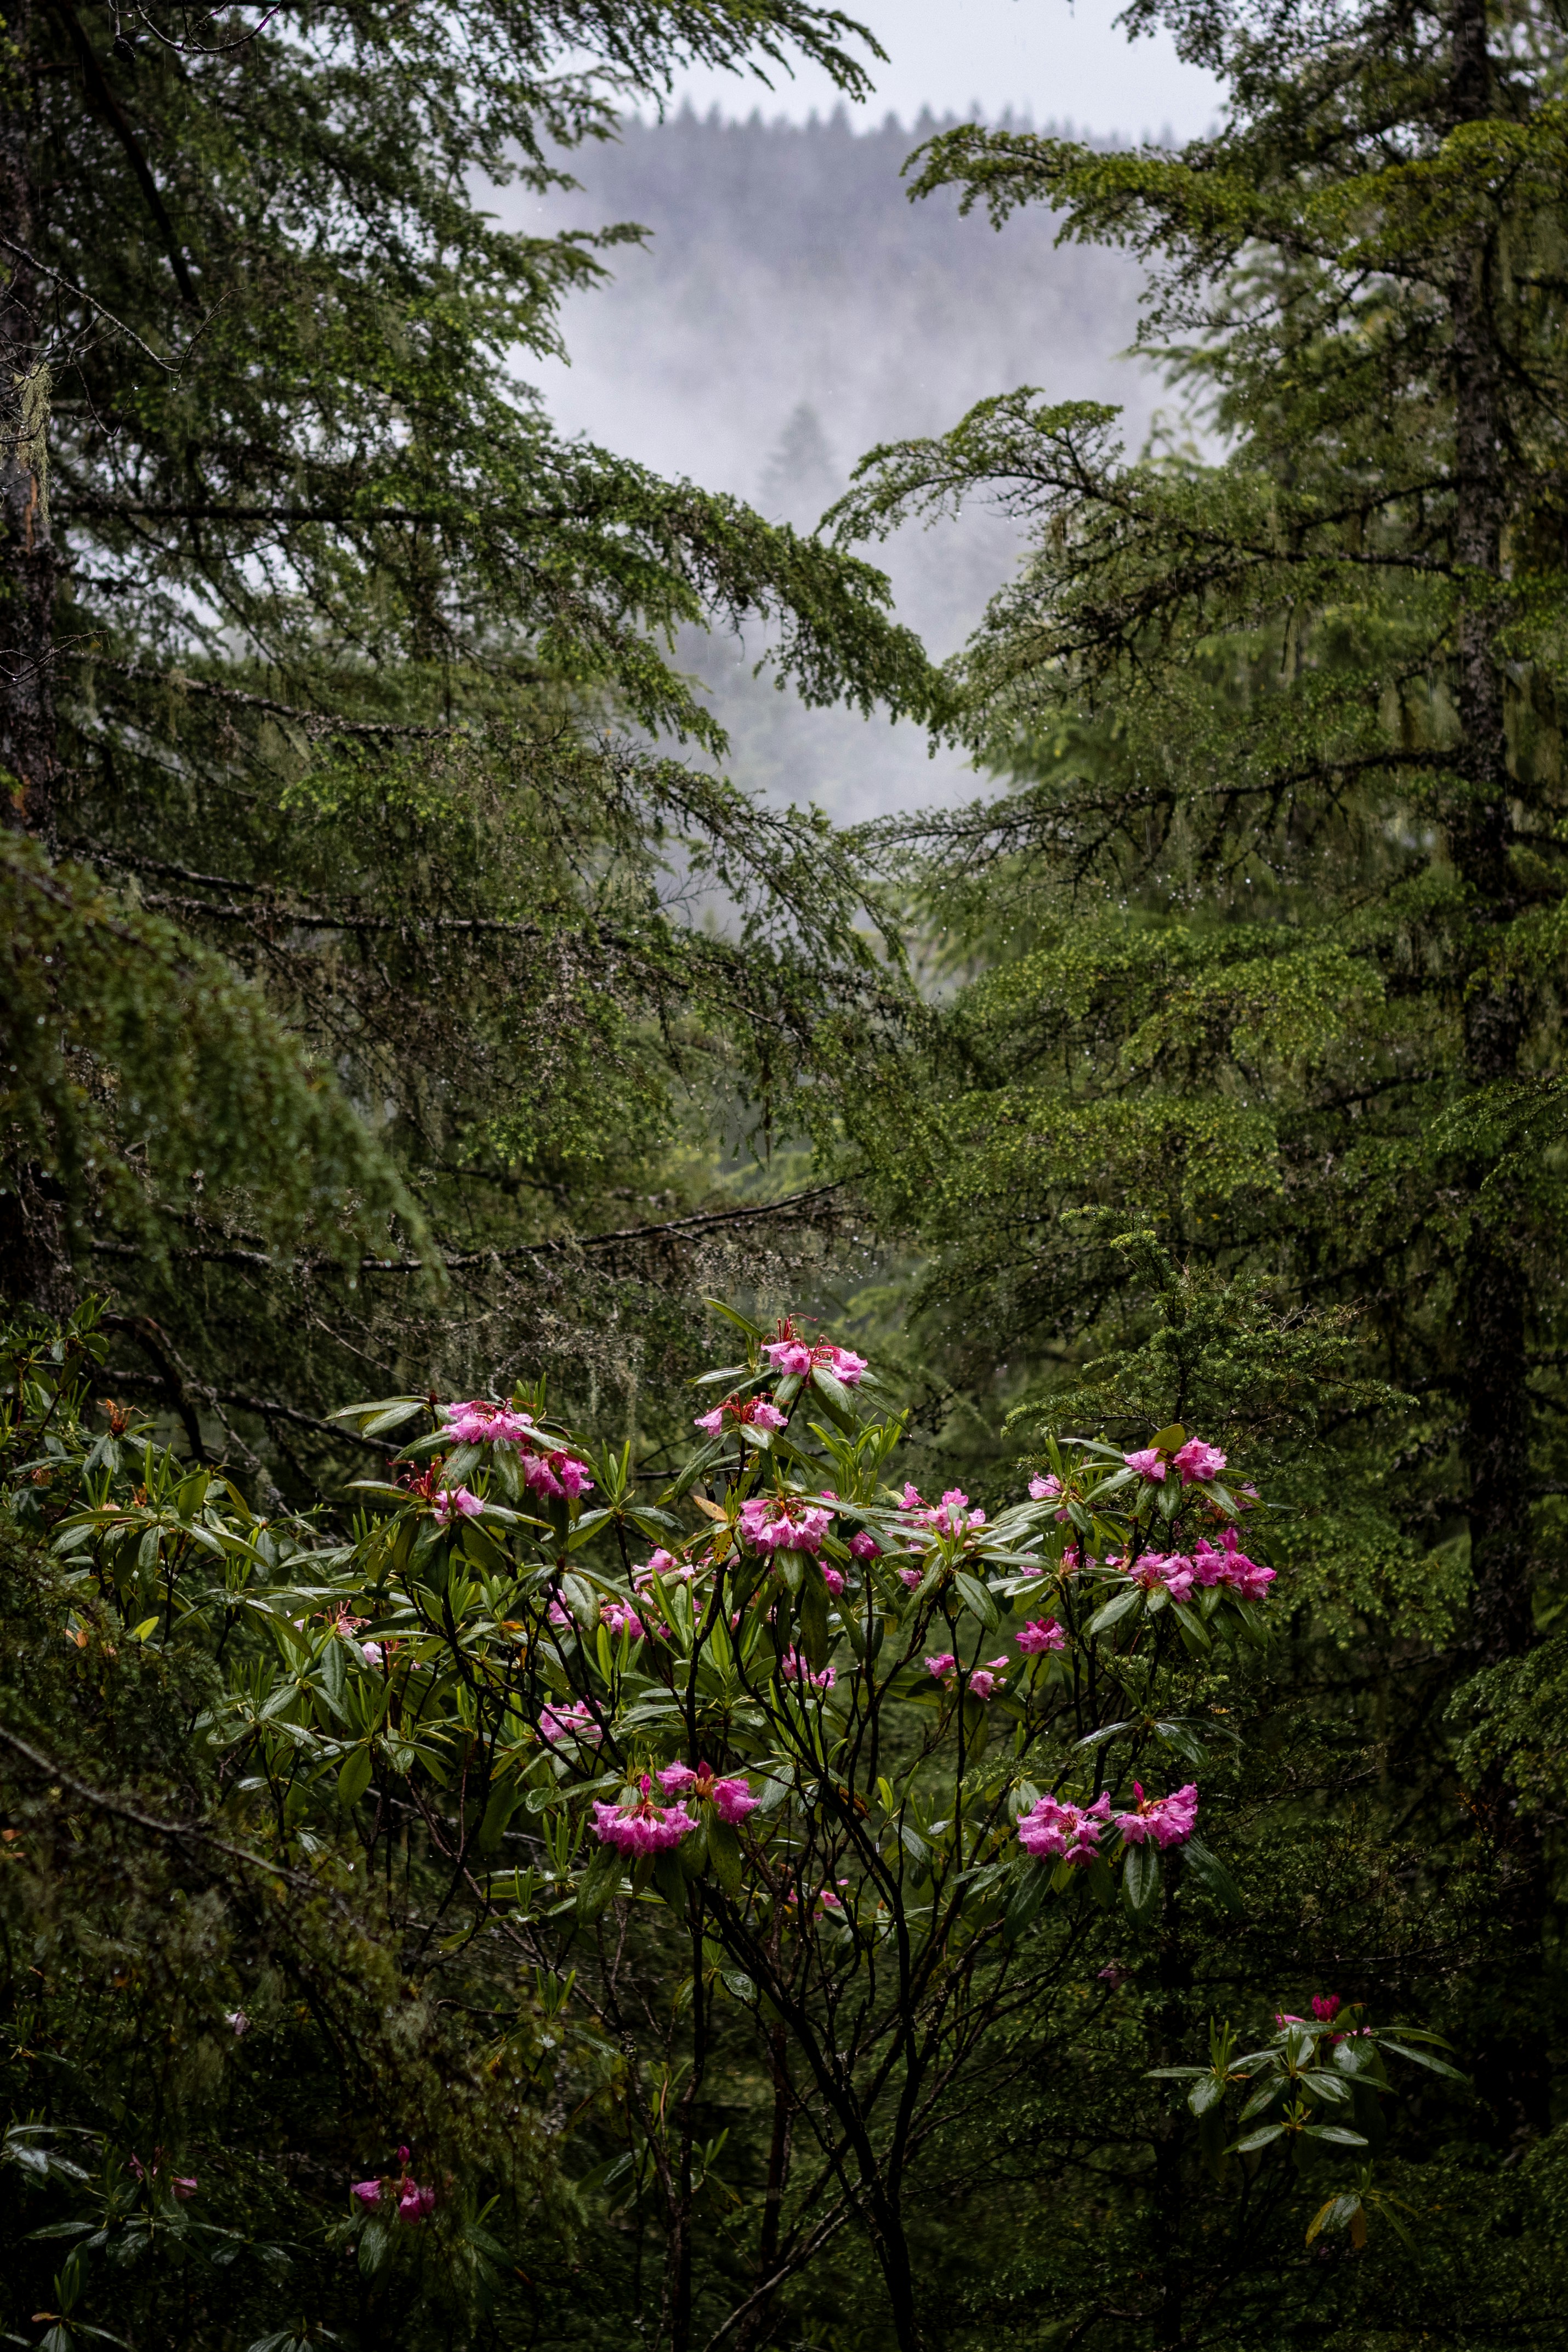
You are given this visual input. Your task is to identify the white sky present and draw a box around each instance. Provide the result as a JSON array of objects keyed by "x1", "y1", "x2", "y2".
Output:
[{"x1": 667, "y1": 0, "x2": 1222, "y2": 145}]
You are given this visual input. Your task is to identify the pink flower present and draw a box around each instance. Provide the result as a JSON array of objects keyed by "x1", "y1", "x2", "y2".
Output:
[
  {"x1": 926, "y1": 1651, "x2": 956, "y2": 1679},
  {"x1": 897, "y1": 1565, "x2": 923, "y2": 1589},
  {"x1": 1129, "y1": 1551, "x2": 1195, "y2": 1603},
  {"x1": 762, "y1": 1322, "x2": 869, "y2": 1386},
  {"x1": 778, "y1": 1648, "x2": 835, "y2": 1690},
  {"x1": 1017, "y1": 1617, "x2": 1065, "y2": 1655},
  {"x1": 634, "y1": 1548, "x2": 701, "y2": 1589},
  {"x1": 821, "y1": 1565, "x2": 845, "y2": 1595},
  {"x1": 539, "y1": 1700, "x2": 603, "y2": 1746},
  {"x1": 658, "y1": 1760, "x2": 759, "y2": 1822},
  {"x1": 1312, "y1": 1993, "x2": 1342, "y2": 2024},
  {"x1": 399, "y1": 2182, "x2": 438, "y2": 2221},
  {"x1": 694, "y1": 1394, "x2": 790, "y2": 1436},
  {"x1": 600, "y1": 1599, "x2": 645, "y2": 1641},
  {"x1": 967, "y1": 1665, "x2": 1005, "y2": 1700},
  {"x1": 1193, "y1": 1529, "x2": 1276, "y2": 1601},
  {"x1": 592, "y1": 1774, "x2": 698, "y2": 1854},
  {"x1": 521, "y1": 1447, "x2": 594, "y2": 1499},
  {"x1": 441, "y1": 1399, "x2": 541, "y2": 1445},
  {"x1": 1018, "y1": 1789, "x2": 1112, "y2": 1865},
  {"x1": 1114, "y1": 1781, "x2": 1198, "y2": 1849},
  {"x1": 360, "y1": 1641, "x2": 383, "y2": 1667},
  {"x1": 547, "y1": 1599, "x2": 572, "y2": 1628},
  {"x1": 226, "y1": 2009, "x2": 249, "y2": 2036},
  {"x1": 351, "y1": 2178, "x2": 382, "y2": 2207},
  {"x1": 740, "y1": 1495, "x2": 834, "y2": 1555},
  {"x1": 900, "y1": 1486, "x2": 987, "y2": 1540},
  {"x1": 433, "y1": 1485, "x2": 482, "y2": 1523},
  {"x1": 848, "y1": 1529, "x2": 881, "y2": 1560},
  {"x1": 1124, "y1": 1448, "x2": 1167, "y2": 1482},
  {"x1": 1029, "y1": 1473, "x2": 1063, "y2": 1501},
  {"x1": 1173, "y1": 1438, "x2": 1227, "y2": 1484}
]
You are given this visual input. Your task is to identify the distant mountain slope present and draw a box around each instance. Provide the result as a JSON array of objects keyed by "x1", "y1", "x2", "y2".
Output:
[{"x1": 504, "y1": 108, "x2": 1158, "y2": 817}]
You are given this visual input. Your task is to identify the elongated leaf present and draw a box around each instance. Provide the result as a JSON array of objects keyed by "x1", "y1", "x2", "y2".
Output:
[
  {"x1": 1183, "y1": 1837, "x2": 1246, "y2": 1916},
  {"x1": 1087, "y1": 1586, "x2": 1141, "y2": 1637},
  {"x1": 337, "y1": 1745, "x2": 373, "y2": 1806},
  {"x1": 1230, "y1": 2123, "x2": 1287, "y2": 2152},
  {"x1": 1122, "y1": 1839, "x2": 1160, "y2": 1920},
  {"x1": 953, "y1": 1571, "x2": 999, "y2": 1629}
]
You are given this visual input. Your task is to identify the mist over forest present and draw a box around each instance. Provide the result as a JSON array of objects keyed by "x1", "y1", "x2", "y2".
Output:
[{"x1": 515, "y1": 106, "x2": 1157, "y2": 818}]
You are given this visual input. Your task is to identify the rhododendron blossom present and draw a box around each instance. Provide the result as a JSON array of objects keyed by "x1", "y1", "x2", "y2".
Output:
[
  {"x1": 592, "y1": 1774, "x2": 697, "y2": 1853},
  {"x1": 1018, "y1": 1789, "x2": 1112, "y2": 1864},
  {"x1": 520, "y1": 1446, "x2": 593, "y2": 1500},
  {"x1": 1114, "y1": 1781, "x2": 1198, "y2": 1849},
  {"x1": 1124, "y1": 1447, "x2": 1167, "y2": 1482},
  {"x1": 440, "y1": 1399, "x2": 539, "y2": 1445},
  {"x1": 658, "y1": 1760, "x2": 758, "y2": 1822},
  {"x1": 1029, "y1": 1473, "x2": 1063, "y2": 1501},
  {"x1": 740, "y1": 1495, "x2": 833, "y2": 1554},
  {"x1": 1016, "y1": 1617, "x2": 1066, "y2": 1655},
  {"x1": 926, "y1": 1651, "x2": 957, "y2": 1679},
  {"x1": 927, "y1": 1651, "x2": 1009, "y2": 1699},
  {"x1": 600, "y1": 1599, "x2": 645, "y2": 1641},
  {"x1": 848, "y1": 1529, "x2": 881, "y2": 1561},
  {"x1": 1129, "y1": 1550, "x2": 1196, "y2": 1603},
  {"x1": 539, "y1": 1700, "x2": 603, "y2": 1746},
  {"x1": 694, "y1": 1394, "x2": 788, "y2": 1436},
  {"x1": 821, "y1": 1565, "x2": 845, "y2": 1596},
  {"x1": 432, "y1": 1485, "x2": 482, "y2": 1524},
  {"x1": 762, "y1": 1321, "x2": 868, "y2": 1385},
  {"x1": 778, "y1": 1649, "x2": 835, "y2": 1690},
  {"x1": 1193, "y1": 1528, "x2": 1276, "y2": 1600},
  {"x1": 1173, "y1": 1438, "x2": 1227, "y2": 1484}
]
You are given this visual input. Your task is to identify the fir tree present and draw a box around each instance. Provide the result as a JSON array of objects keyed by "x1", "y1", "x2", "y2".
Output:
[{"x1": 0, "y1": 0, "x2": 930, "y2": 1475}]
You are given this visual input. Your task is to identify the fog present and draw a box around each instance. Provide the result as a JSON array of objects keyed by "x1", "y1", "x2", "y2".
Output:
[{"x1": 497, "y1": 107, "x2": 1164, "y2": 822}]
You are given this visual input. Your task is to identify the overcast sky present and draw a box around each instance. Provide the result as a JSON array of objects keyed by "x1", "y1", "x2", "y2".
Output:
[{"x1": 668, "y1": 0, "x2": 1222, "y2": 145}]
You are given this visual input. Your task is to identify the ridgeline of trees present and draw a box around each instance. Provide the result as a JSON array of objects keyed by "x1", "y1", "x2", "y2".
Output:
[{"x1": 3, "y1": 3, "x2": 1568, "y2": 2349}]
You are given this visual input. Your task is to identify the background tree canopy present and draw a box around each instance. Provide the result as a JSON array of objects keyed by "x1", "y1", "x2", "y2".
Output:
[{"x1": 4, "y1": 0, "x2": 1568, "y2": 2347}]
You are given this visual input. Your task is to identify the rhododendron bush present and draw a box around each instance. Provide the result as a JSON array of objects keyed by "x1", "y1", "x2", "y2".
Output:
[{"x1": 0, "y1": 1298, "x2": 1465, "y2": 2352}]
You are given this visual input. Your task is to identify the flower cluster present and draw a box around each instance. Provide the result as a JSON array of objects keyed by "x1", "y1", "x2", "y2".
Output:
[
  {"x1": 779, "y1": 1647, "x2": 835, "y2": 1690},
  {"x1": 695, "y1": 1394, "x2": 789, "y2": 1438},
  {"x1": 1016, "y1": 1617, "x2": 1066, "y2": 1655},
  {"x1": 352, "y1": 2146, "x2": 436, "y2": 2222},
  {"x1": 740, "y1": 1494, "x2": 834, "y2": 1555},
  {"x1": 1193, "y1": 1528, "x2": 1276, "y2": 1600},
  {"x1": 441, "y1": 1399, "x2": 540, "y2": 1445},
  {"x1": 539, "y1": 1698, "x2": 603, "y2": 1747},
  {"x1": 658, "y1": 1759, "x2": 758, "y2": 1821},
  {"x1": 1113, "y1": 1781, "x2": 1198, "y2": 1848},
  {"x1": 433, "y1": 1485, "x2": 482, "y2": 1524},
  {"x1": 438, "y1": 1398, "x2": 593, "y2": 1499},
  {"x1": 592, "y1": 1774, "x2": 697, "y2": 1854},
  {"x1": 927, "y1": 1651, "x2": 1009, "y2": 1700},
  {"x1": 1124, "y1": 1435, "x2": 1228, "y2": 1485},
  {"x1": 600, "y1": 1599, "x2": 646, "y2": 1641},
  {"x1": 1018, "y1": 1790, "x2": 1112, "y2": 1865},
  {"x1": 762, "y1": 1320, "x2": 868, "y2": 1385}
]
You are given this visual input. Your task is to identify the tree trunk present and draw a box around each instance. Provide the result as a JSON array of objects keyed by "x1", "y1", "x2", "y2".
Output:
[
  {"x1": 1446, "y1": 0, "x2": 1531, "y2": 1667},
  {"x1": 0, "y1": 0, "x2": 71, "y2": 1317},
  {"x1": 0, "y1": 0, "x2": 56, "y2": 844}
]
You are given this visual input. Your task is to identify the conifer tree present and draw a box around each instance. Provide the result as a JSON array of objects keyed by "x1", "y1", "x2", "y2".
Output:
[
  {"x1": 835, "y1": 0, "x2": 1568, "y2": 1688},
  {"x1": 0, "y1": 1, "x2": 929, "y2": 1471}
]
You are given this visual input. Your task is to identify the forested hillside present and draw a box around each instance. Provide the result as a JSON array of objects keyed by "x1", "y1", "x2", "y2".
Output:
[
  {"x1": 3, "y1": 4, "x2": 1568, "y2": 2350},
  {"x1": 521, "y1": 106, "x2": 1154, "y2": 818}
]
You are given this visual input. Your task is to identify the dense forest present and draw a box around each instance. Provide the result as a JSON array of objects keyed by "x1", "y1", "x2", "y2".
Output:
[{"x1": 2, "y1": 2, "x2": 1566, "y2": 2348}]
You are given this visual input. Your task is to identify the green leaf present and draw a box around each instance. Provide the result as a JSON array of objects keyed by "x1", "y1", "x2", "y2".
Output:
[
  {"x1": 1230, "y1": 2123, "x2": 1288, "y2": 2153},
  {"x1": 576, "y1": 1839, "x2": 623, "y2": 1924},
  {"x1": 1087, "y1": 1586, "x2": 1140, "y2": 1636},
  {"x1": 1121, "y1": 1839, "x2": 1160, "y2": 1920},
  {"x1": 1183, "y1": 1837, "x2": 1246, "y2": 1916},
  {"x1": 337, "y1": 1745, "x2": 373, "y2": 1806},
  {"x1": 953, "y1": 1571, "x2": 999, "y2": 1629},
  {"x1": 707, "y1": 1817, "x2": 743, "y2": 1898},
  {"x1": 1378, "y1": 2039, "x2": 1468, "y2": 2081},
  {"x1": 1303, "y1": 2125, "x2": 1370, "y2": 2146}
]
